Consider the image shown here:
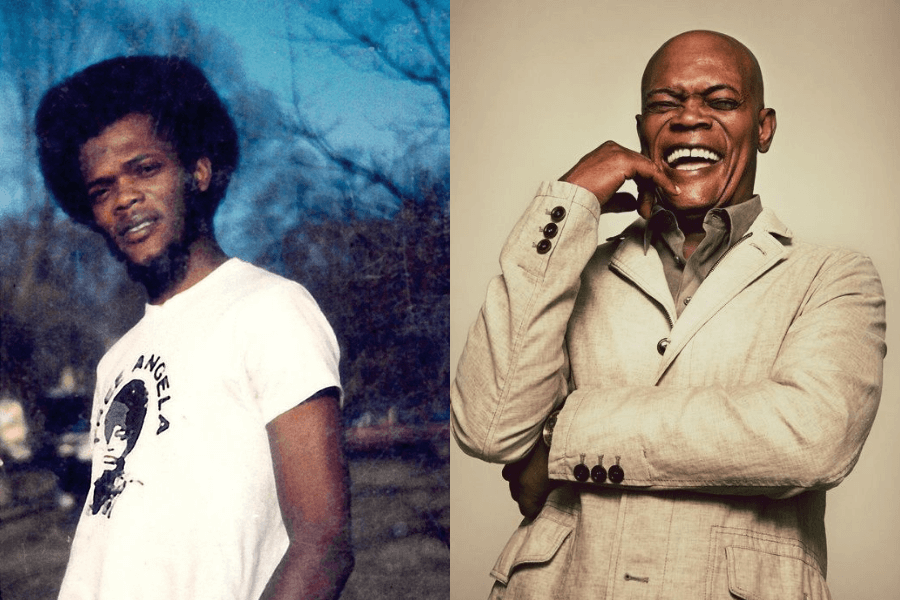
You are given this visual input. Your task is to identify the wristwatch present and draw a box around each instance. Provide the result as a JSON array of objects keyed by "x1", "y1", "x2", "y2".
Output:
[{"x1": 542, "y1": 410, "x2": 561, "y2": 448}]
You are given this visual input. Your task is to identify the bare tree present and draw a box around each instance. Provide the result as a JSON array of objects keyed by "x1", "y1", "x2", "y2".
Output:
[
  {"x1": 279, "y1": 166, "x2": 449, "y2": 422},
  {"x1": 299, "y1": 0, "x2": 447, "y2": 116},
  {"x1": 0, "y1": 0, "x2": 160, "y2": 406},
  {"x1": 237, "y1": 0, "x2": 451, "y2": 421},
  {"x1": 282, "y1": 0, "x2": 449, "y2": 205},
  {"x1": 0, "y1": 0, "x2": 142, "y2": 315}
]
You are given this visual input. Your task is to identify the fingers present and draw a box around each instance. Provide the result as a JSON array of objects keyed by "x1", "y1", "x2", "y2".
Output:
[
  {"x1": 506, "y1": 474, "x2": 543, "y2": 519},
  {"x1": 505, "y1": 473, "x2": 531, "y2": 519},
  {"x1": 635, "y1": 161, "x2": 680, "y2": 202},
  {"x1": 513, "y1": 480, "x2": 559, "y2": 520},
  {"x1": 602, "y1": 187, "x2": 659, "y2": 220},
  {"x1": 502, "y1": 461, "x2": 525, "y2": 506},
  {"x1": 637, "y1": 192, "x2": 655, "y2": 221},
  {"x1": 503, "y1": 464, "x2": 540, "y2": 518},
  {"x1": 561, "y1": 141, "x2": 679, "y2": 211},
  {"x1": 634, "y1": 177, "x2": 663, "y2": 220},
  {"x1": 601, "y1": 192, "x2": 638, "y2": 214},
  {"x1": 501, "y1": 458, "x2": 526, "y2": 483},
  {"x1": 501, "y1": 444, "x2": 558, "y2": 520},
  {"x1": 518, "y1": 493, "x2": 543, "y2": 520}
]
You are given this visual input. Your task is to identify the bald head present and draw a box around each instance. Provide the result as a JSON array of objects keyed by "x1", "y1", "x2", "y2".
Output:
[
  {"x1": 642, "y1": 31, "x2": 765, "y2": 110},
  {"x1": 635, "y1": 29, "x2": 777, "y2": 214}
]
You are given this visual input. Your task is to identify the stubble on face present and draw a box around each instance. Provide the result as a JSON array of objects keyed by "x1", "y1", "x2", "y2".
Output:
[
  {"x1": 108, "y1": 178, "x2": 210, "y2": 300},
  {"x1": 81, "y1": 113, "x2": 220, "y2": 303}
]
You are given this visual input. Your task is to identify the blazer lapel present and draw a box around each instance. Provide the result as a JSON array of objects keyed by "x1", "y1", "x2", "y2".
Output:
[
  {"x1": 654, "y1": 209, "x2": 793, "y2": 380},
  {"x1": 608, "y1": 221, "x2": 678, "y2": 325}
]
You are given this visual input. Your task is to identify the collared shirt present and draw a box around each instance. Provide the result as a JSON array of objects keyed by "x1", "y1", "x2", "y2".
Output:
[{"x1": 645, "y1": 196, "x2": 762, "y2": 317}]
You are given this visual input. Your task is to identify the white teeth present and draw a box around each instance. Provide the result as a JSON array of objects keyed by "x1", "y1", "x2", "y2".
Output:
[
  {"x1": 122, "y1": 219, "x2": 153, "y2": 237},
  {"x1": 665, "y1": 147, "x2": 723, "y2": 166}
]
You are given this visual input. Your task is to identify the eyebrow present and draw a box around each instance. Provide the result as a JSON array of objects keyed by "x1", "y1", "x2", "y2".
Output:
[
  {"x1": 644, "y1": 84, "x2": 741, "y2": 99},
  {"x1": 84, "y1": 153, "x2": 159, "y2": 190}
]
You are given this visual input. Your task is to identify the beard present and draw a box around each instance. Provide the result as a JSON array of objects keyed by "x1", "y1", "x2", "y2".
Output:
[
  {"x1": 124, "y1": 234, "x2": 193, "y2": 300},
  {"x1": 104, "y1": 182, "x2": 212, "y2": 300}
]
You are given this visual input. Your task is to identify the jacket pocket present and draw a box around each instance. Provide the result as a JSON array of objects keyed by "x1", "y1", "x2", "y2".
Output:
[
  {"x1": 490, "y1": 501, "x2": 576, "y2": 586},
  {"x1": 725, "y1": 546, "x2": 830, "y2": 600},
  {"x1": 707, "y1": 527, "x2": 830, "y2": 600}
]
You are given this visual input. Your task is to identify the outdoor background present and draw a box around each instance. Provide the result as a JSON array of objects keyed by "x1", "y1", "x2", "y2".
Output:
[
  {"x1": 0, "y1": 0, "x2": 448, "y2": 598},
  {"x1": 450, "y1": 1, "x2": 900, "y2": 599}
]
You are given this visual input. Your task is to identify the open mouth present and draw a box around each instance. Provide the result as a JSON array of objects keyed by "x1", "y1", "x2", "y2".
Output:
[
  {"x1": 117, "y1": 215, "x2": 158, "y2": 242},
  {"x1": 664, "y1": 146, "x2": 723, "y2": 171}
]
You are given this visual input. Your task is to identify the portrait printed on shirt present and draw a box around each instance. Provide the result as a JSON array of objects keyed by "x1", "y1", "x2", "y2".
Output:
[{"x1": 89, "y1": 353, "x2": 174, "y2": 517}]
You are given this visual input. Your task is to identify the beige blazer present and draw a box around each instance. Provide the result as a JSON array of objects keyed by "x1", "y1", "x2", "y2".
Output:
[{"x1": 452, "y1": 182, "x2": 886, "y2": 599}]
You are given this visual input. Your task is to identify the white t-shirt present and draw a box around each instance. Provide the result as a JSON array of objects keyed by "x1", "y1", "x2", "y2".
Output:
[{"x1": 58, "y1": 258, "x2": 341, "y2": 600}]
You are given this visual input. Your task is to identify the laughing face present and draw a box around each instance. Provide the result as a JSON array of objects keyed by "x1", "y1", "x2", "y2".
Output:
[
  {"x1": 80, "y1": 113, "x2": 211, "y2": 268},
  {"x1": 636, "y1": 31, "x2": 776, "y2": 214}
]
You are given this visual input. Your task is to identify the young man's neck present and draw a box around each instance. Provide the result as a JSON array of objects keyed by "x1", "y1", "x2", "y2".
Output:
[{"x1": 147, "y1": 236, "x2": 228, "y2": 305}]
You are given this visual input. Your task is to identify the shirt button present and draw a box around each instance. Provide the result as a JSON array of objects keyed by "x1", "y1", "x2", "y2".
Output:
[
  {"x1": 683, "y1": 296, "x2": 692, "y2": 305},
  {"x1": 573, "y1": 463, "x2": 589, "y2": 482},
  {"x1": 536, "y1": 239, "x2": 552, "y2": 254},
  {"x1": 657, "y1": 338, "x2": 670, "y2": 355},
  {"x1": 608, "y1": 464, "x2": 625, "y2": 483},
  {"x1": 542, "y1": 222, "x2": 559, "y2": 239},
  {"x1": 550, "y1": 206, "x2": 566, "y2": 222}
]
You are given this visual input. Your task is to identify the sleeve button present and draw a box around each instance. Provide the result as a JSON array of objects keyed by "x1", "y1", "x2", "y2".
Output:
[
  {"x1": 608, "y1": 464, "x2": 625, "y2": 483},
  {"x1": 573, "y1": 463, "x2": 589, "y2": 482},
  {"x1": 536, "y1": 239, "x2": 552, "y2": 254},
  {"x1": 550, "y1": 206, "x2": 566, "y2": 222},
  {"x1": 590, "y1": 465, "x2": 607, "y2": 483},
  {"x1": 542, "y1": 222, "x2": 559, "y2": 239}
]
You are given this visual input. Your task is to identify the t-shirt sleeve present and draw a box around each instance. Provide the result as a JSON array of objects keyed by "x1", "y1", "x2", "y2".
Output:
[{"x1": 241, "y1": 281, "x2": 342, "y2": 424}]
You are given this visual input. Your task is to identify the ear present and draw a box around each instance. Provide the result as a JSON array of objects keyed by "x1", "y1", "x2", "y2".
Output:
[
  {"x1": 192, "y1": 157, "x2": 212, "y2": 192},
  {"x1": 757, "y1": 108, "x2": 776, "y2": 154},
  {"x1": 635, "y1": 114, "x2": 650, "y2": 156}
]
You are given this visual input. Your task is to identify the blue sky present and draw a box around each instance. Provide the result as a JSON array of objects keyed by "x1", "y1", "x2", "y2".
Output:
[
  {"x1": 175, "y1": 0, "x2": 427, "y2": 153},
  {"x1": 0, "y1": 0, "x2": 447, "y2": 218}
]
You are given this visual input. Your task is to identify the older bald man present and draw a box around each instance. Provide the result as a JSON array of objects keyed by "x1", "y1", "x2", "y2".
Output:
[{"x1": 452, "y1": 30, "x2": 885, "y2": 599}]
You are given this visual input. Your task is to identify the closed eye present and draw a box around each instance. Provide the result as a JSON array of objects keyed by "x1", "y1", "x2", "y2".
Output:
[
  {"x1": 645, "y1": 101, "x2": 679, "y2": 113},
  {"x1": 707, "y1": 98, "x2": 741, "y2": 111}
]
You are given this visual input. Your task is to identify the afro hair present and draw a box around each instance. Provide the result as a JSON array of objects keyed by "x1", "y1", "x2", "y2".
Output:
[{"x1": 35, "y1": 55, "x2": 239, "y2": 226}]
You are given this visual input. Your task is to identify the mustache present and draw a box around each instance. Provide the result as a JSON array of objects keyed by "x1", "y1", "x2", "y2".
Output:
[{"x1": 100, "y1": 183, "x2": 212, "y2": 299}]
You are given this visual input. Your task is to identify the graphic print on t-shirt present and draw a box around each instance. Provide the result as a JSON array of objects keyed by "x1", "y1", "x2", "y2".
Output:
[
  {"x1": 90, "y1": 379, "x2": 147, "y2": 516},
  {"x1": 89, "y1": 353, "x2": 174, "y2": 517}
]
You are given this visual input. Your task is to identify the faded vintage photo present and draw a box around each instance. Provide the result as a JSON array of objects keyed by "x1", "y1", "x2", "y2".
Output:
[
  {"x1": 450, "y1": 1, "x2": 899, "y2": 599},
  {"x1": 0, "y1": 1, "x2": 448, "y2": 599}
]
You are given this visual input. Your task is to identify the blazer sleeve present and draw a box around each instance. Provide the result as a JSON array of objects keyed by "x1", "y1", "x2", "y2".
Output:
[
  {"x1": 451, "y1": 181, "x2": 603, "y2": 463},
  {"x1": 547, "y1": 249, "x2": 886, "y2": 498}
]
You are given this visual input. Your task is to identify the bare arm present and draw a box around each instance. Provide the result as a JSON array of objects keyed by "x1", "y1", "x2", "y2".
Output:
[{"x1": 260, "y1": 391, "x2": 353, "y2": 600}]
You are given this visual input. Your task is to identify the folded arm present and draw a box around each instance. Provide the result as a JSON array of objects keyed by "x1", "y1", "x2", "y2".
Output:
[
  {"x1": 452, "y1": 181, "x2": 602, "y2": 463},
  {"x1": 550, "y1": 250, "x2": 886, "y2": 498},
  {"x1": 453, "y1": 180, "x2": 886, "y2": 503}
]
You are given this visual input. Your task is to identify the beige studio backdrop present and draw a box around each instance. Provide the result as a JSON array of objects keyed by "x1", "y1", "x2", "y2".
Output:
[{"x1": 449, "y1": 1, "x2": 900, "y2": 599}]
